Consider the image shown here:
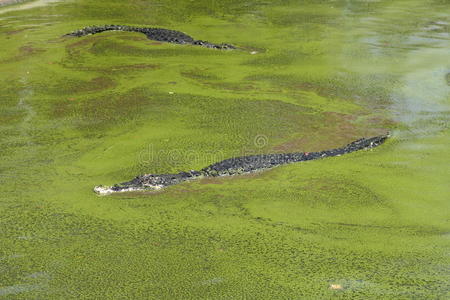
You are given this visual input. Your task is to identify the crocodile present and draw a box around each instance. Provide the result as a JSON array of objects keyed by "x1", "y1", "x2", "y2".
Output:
[
  {"x1": 64, "y1": 25, "x2": 236, "y2": 49},
  {"x1": 94, "y1": 133, "x2": 389, "y2": 195}
]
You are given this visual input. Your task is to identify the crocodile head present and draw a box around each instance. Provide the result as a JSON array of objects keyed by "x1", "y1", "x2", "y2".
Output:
[
  {"x1": 365, "y1": 133, "x2": 390, "y2": 149},
  {"x1": 93, "y1": 170, "x2": 203, "y2": 195}
]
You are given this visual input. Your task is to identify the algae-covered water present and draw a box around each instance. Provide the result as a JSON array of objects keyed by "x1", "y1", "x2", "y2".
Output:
[{"x1": 0, "y1": 0, "x2": 449, "y2": 298}]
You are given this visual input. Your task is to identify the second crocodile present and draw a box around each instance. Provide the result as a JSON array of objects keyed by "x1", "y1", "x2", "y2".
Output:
[{"x1": 64, "y1": 25, "x2": 236, "y2": 50}]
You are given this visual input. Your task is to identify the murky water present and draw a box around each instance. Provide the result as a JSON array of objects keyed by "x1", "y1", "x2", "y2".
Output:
[{"x1": 0, "y1": 0, "x2": 449, "y2": 298}]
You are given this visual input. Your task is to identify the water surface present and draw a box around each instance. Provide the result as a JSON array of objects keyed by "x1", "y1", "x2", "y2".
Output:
[{"x1": 0, "y1": 0, "x2": 449, "y2": 298}]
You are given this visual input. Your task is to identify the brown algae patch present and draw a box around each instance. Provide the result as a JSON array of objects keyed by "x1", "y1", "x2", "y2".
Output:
[
  {"x1": 181, "y1": 68, "x2": 255, "y2": 91},
  {"x1": 106, "y1": 63, "x2": 159, "y2": 73},
  {"x1": 3, "y1": 27, "x2": 31, "y2": 35},
  {"x1": 272, "y1": 110, "x2": 388, "y2": 153},
  {"x1": 181, "y1": 69, "x2": 221, "y2": 81},
  {"x1": 3, "y1": 44, "x2": 46, "y2": 62},
  {"x1": 18, "y1": 45, "x2": 45, "y2": 56},
  {"x1": 51, "y1": 89, "x2": 151, "y2": 130},
  {"x1": 65, "y1": 34, "x2": 104, "y2": 50},
  {"x1": 64, "y1": 37, "x2": 160, "y2": 73},
  {"x1": 47, "y1": 76, "x2": 117, "y2": 95}
]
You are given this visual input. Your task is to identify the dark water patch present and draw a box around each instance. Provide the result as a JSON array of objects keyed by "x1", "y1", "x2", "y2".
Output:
[
  {"x1": 365, "y1": 115, "x2": 398, "y2": 129},
  {"x1": 181, "y1": 68, "x2": 254, "y2": 91},
  {"x1": 2, "y1": 27, "x2": 31, "y2": 35},
  {"x1": 66, "y1": 34, "x2": 103, "y2": 50},
  {"x1": 207, "y1": 81, "x2": 255, "y2": 91},
  {"x1": 99, "y1": 63, "x2": 160, "y2": 74},
  {"x1": 51, "y1": 88, "x2": 153, "y2": 131},
  {"x1": 325, "y1": 222, "x2": 391, "y2": 229},
  {"x1": 272, "y1": 111, "x2": 368, "y2": 153},
  {"x1": 253, "y1": 216, "x2": 317, "y2": 234},
  {"x1": 181, "y1": 69, "x2": 221, "y2": 81},
  {"x1": 3, "y1": 44, "x2": 46, "y2": 62},
  {"x1": 19, "y1": 45, "x2": 43, "y2": 56},
  {"x1": 324, "y1": 222, "x2": 447, "y2": 237},
  {"x1": 0, "y1": 108, "x2": 26, "y2": 124},
  {"x1": 43, "y1": 76, "x2": 116, "y2": 95}
]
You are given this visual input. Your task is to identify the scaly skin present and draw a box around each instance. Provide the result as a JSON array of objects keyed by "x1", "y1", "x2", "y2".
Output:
[
  {"x1": 94, "y1": 134, "x2": 389, "y2": 195},
  {"x1": 64, "y1": 25, "x2": 236, "y2": 50}
]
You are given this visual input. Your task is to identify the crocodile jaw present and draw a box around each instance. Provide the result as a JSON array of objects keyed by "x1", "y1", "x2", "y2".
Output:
[{"x1": 93, "y1": 185, "x2": 163, "y2": 195}]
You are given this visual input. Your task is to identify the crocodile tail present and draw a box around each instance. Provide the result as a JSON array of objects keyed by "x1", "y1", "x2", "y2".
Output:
[{"x1": 65, "y1": 25, "x2": 135, "y2": 37}]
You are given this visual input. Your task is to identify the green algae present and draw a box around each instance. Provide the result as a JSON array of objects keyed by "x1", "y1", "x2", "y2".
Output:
[{"x1": 0, "y1": 0, "x2": 449, "y2": 298}]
